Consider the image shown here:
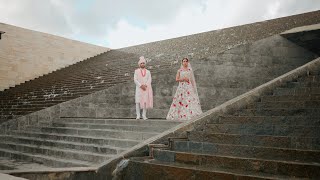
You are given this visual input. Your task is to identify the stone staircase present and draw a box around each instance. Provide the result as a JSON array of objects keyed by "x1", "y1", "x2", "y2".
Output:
[
  {"x1": 0, "y1": 118, "x2": 180, "y2": 170},
  {"x1": 124, "y1": 70, "x2": 320, "y2": 179},
  {"x1": 0, "y1": 50, "x2": 172, "y2": 123},
  {"x1": 1, "y1": 10, "x2": 320, "y2": 124}
]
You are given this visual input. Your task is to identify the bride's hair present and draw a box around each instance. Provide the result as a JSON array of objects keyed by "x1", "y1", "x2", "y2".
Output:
[{"x1": 181, "y1": 57, "x2": 189, "y2": 62}]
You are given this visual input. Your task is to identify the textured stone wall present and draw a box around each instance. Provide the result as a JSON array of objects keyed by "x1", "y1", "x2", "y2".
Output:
[
  {"x1": 43, "y1": 35, "x2": 316, "y2": 120},
  {"x1": 0, "y1": 23, "x2": 109, "y2": 91}
]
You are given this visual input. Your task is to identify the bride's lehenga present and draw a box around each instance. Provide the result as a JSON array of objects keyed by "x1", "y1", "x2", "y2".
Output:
[{"x1": 166, "y1": 68, "x2": 202, "y2": 120}]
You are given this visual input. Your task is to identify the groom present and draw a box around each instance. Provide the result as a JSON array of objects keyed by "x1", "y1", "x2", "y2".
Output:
[{"x1": 134, "y1": 56, "x2": 153, "y2": 120}]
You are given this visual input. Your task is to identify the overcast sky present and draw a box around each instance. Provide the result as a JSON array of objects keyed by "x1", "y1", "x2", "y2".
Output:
[{"x1": 1, "y1": 0, "x2": 320, "y2": 48}]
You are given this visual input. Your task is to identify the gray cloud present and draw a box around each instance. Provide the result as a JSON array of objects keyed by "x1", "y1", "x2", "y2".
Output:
[{"x1": 0, "y1": 0, "x2": 319, "y2": 47}]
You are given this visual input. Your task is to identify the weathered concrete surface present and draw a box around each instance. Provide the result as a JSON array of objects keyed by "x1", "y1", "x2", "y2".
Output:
[
  {"x1": 0, "y1": 23, "x2": 109, "y2": 91},
  {"x1": 0, "y1": 173, "x2": 27, "y2": 180}
]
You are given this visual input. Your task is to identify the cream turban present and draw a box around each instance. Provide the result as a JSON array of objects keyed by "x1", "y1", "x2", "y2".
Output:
[{"x1": 138, "y1": 56, "x2": 146, "y2": 65}]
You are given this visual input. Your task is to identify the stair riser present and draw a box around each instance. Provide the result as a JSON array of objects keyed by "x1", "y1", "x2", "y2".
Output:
[
  {"x1": 252, "y1": 101, "x2": 320, "y2": 109},
  {"x1": 205, "y1": 124, "x2": 320, "y2": 137},
  {"x1": 261, "y1": 95, "x2": 320, "y2": 102},
  {"x1": 153, "y1": 150, "x2": 320, "y2": 178},
  {"x1": 0, "y1": 143, "x2": 109, "y2": 163},
  {"x1": 212, "y1": 116, "x2": 320, "y2": 126},
  {"x1": 273, "y1": 88, "x2": 320, "y2": 96},
  {"x1": 53, "y1": 119, "x2": 179, "y2": 126},
  {"x1": 286, "y1": 82, "x2": 320, "y2": 88},
  {"x1": 1, "y1": 136, "x2": 121, "y2": 154},
  {"x1": 27, "y1": 127, "x2": 157, "y2": 141},
  {"x1": 51, "y1": 123, "x2": 171, "y2": 133},
  {"x1": 9, "y1": 131, "x2": 139, "y2": 148},
  {"x1": 188, "y1": 132, "x2": 320, "y2": 150},
  {"x1": 123, "y1": 160, "x2": 268, "y2": 180},
  {"x1": 235, "y1": 109, "x2": 320, "y2": 116},
  {"x1": 0, "y1": 151, "x2": 86, "y2": 167},
  {"x1": 173, "y1": 141, "x2": 320, "y2": 163}
]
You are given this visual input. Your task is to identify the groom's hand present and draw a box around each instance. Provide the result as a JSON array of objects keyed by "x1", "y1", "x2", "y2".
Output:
[{"x1": 140, "y1": 85, "x2": 147, "y2": 91}]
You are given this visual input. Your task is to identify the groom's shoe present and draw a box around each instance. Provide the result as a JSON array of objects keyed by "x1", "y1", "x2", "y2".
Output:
[
  {"x1": 136, "y1": 116, "x2": 140, "y2": 120},
  {"x1": 142, "y1": 116, "x2": 148, "y2": 120}
]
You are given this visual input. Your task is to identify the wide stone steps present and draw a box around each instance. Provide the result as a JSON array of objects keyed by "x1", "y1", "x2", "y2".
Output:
[
  {"x1": 151, "y1": 149, "x2": 320, "y2": 178},
  {"x1": 187, "y1": 131, "x2": 320, "y2": 150},
  {"x1": 0, "y1": 135, "x2": 127, "y2": 154},
  {"x1": 172, "y1": 140, "x2": 320, "y2": 163},
  {"x1": 205, "y1": 123, "x2": 320, "y2": 137},
  {"x1": 26, "y1": 126, "x2": 158, "y2": 141},
  {"x1": 125, "y1": 158, "x2": 289, "y2": 180},
  {"x1": 0, "y1": 148, "x2": 94, "y2": 168},
  {"x1": 9, "y1": 131, "x2": 140, "y2": 148},
  {"x1": 0, "y1": 141, "x2": 113, "y2": 164}
]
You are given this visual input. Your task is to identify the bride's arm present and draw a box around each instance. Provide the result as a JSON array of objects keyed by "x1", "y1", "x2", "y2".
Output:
[{"x1": 176, "y1": 70, "x2": 181, "y2": 82}]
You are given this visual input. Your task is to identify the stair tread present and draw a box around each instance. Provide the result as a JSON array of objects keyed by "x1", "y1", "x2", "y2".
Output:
[
  {"x1": 0, "y1": 147, "x2": 94, "y2": 167},
  {"x1": 157, "y1": 149, "x2": 320, "y2": 166},
  {"x1": 131, "y1": 157, "x2": 293, "y2": 179},
  {"x1": 11, "y1": 130, "x2": 142, "y2": 143},
  {"x1": 30, "y1": 126, "x2": 160, "y2": 134},
  {"x1": 0, "y1": 141, "x2": 115, "y2": 158},
  {"x1": 0, "y1": 134, "x2": 128, "y2": 151}
]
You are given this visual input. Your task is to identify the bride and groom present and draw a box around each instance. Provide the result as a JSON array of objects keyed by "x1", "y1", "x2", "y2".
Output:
[{"x1": 134, "y1": 56, "x2": 202, "y2": 120}]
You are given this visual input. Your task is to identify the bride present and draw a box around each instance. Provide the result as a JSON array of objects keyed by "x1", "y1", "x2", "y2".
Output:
[{"x1": 166, "y1": 58, "x2": 202, "y2": 120}]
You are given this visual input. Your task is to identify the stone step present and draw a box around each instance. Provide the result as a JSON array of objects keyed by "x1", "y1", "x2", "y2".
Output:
[
  {"x1": 211, "y1": 116, "x2": 320, "y2": 126},
  {"x1": 26, "y1": 126, "x2": 158, "y2": 141},
  {"x1": 205, "y1": 124, "x2": 320, "y2": 137},
  {"x1": 235, "y1": 108, "x2": 320, "y2": 116},
  {"x1": 273, "y1": 87, "x2": 320, "y2": 96},
  {"x1": 297, "y1": 76, "x2": 320, "y2": 83},
  {"x1": 172, "y1": 141, "x2": 320, "y2": 163},
  {"x1": 0, "y1": 135, "x2": 127, "y2": 155},
  {"x1": 0, "y1": 148, "x2": 93, "y2": 167},
  {"x1": 50, "y1": 122, "x2": 175, "y2": 133},
  {"x1": 55, "y1": 118, "x2": 181, "y2": 127},
  {"x1": 261, "y1": 95, "x2": 320, "y2": 102},
  {"x1": 125, "y1": 157, "x2": 288, "y2": 180},
  {"x1": 286, "y1": 81, "x2": 320, "y2": 88},
  {"x1": 251, "y1": 100, "x2": 320, "y2": 109},
  {"x1": 187, "y1": 131, "x2": 320, "y2": 150},
  {"x1": 10, "y1": 130, "x2": 140, "y2": 148},
  {"x1": 0, "y1": 141, "x2": 112, "y2": 164},
  {"x1": 152, "y1": 149, "x2": 320, "y2": 178}
]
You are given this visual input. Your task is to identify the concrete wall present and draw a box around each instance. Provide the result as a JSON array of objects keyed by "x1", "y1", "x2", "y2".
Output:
[{"x1": 0, "y1": 23, "x2": 109, "y2": 91}]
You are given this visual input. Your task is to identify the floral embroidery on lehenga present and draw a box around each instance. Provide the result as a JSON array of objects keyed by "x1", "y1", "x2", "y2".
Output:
[{"x1": 166, "y1": 68, "x2": 202, "y2": 120}]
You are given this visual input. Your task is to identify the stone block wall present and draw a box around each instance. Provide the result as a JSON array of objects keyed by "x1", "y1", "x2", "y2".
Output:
[{"x1": 0, "y1": 23, "x2": 109, "y2": 91}]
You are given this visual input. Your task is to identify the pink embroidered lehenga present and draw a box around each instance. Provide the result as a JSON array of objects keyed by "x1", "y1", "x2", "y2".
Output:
[{"x1": 166, "y1": 64, "x2": 202, "y2": 120}]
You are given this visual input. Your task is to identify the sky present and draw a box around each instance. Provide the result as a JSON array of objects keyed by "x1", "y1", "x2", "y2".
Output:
[{"x1": 0, "y1": 0, "x2": 320, "y2": 49}]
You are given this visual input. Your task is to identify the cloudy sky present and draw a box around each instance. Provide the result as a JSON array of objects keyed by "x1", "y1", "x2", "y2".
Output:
[{"x1": 1, "y1": 0, "x2": 320, "y2": 48}]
